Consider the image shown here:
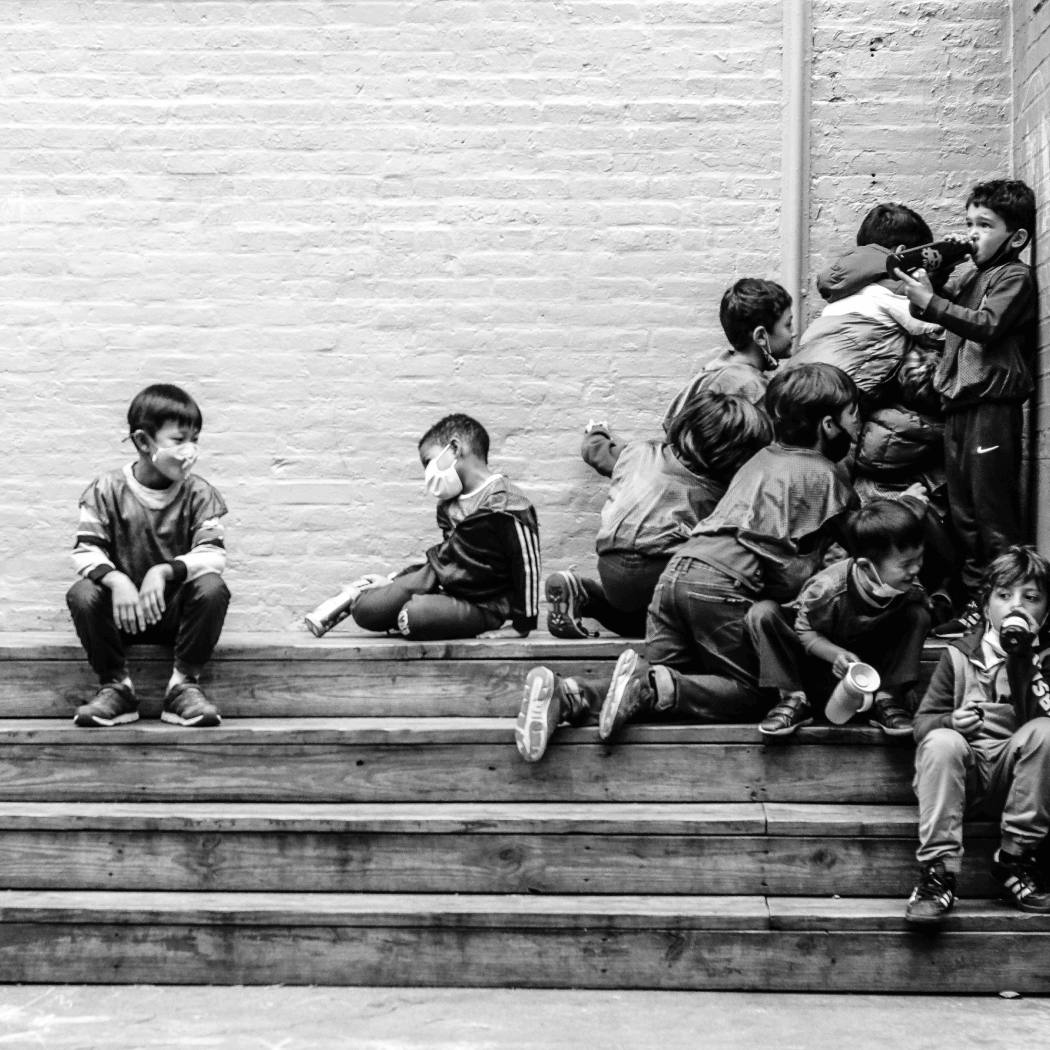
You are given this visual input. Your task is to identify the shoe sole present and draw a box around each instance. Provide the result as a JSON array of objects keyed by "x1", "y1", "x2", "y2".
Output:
[
  {"x1": 545, "y1": 572, "x2": 591, "y2": 640},
  {"x1": 904, "y1": 909, "x2": 951, "y2": 927},
  {"x1": 515, "y1": 667, "x2": 559, "y2": 763},
  {"x1": 599, "y1": 649, "x2": 640, "y2": 741},
  {"x1": 160, "y1": 710, "x2": 221, "y2": 727},
  {"x1": 73, "y1": 710, "x2": 139, "y2": 728},
  {"x1": 759, "y1": 717, "x2": 814, "y2": 739},
  {"x1": 871, "y1": 720, "x2": 914, "y2": 738}
]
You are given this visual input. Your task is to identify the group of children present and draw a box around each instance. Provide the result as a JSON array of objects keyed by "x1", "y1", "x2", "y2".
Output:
[{"x1": 66, "y1": 178, "x2": 1050, "y2": 924}]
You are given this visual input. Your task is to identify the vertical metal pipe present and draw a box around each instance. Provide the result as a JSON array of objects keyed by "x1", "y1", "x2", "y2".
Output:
[{"x1": 781, "y1": 0, "x2": 811, "y2": 319}]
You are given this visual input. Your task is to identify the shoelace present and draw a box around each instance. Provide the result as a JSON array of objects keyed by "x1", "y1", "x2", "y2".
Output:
[
  {"x1": 914, "y1": 866, "x2": 954, "y2": 903},
  {"x1": 1001, "y1": 858, "x2": 1045, "y2": 900}
]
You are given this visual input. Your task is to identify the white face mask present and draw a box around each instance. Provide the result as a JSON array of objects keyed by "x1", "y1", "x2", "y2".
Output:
[
  {"x1": 151, "y1": 440, "x2": 198, "y2": 482},
  {"x1": 424, "y1": 443, "x2": 463, "y2": 501},
  {"x1": 858, "y1": 561, "x2": 906, "y2": 600}
]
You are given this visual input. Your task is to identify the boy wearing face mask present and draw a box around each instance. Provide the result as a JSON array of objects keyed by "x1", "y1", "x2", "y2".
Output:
[
  {"x1": 906, "y1": 546, "x2": 1050, "y2": 925},
  {"x1": 67, "y1": 384, "x2": 230, "y2": 728},
  {"x1": 896, "y1": 180, "x2": 1037, "y2": 638},
  {"x1": 350, "y1": 414, "x2": 540, "y2": 641},
  {"x1": 746, "y1": 499, "x2": 930, "y2": 739}
]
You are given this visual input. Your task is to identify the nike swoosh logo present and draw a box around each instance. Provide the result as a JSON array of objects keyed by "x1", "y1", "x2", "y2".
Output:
[{"x1": 976, "y1": 445, "x2": 999, "y2": 454}]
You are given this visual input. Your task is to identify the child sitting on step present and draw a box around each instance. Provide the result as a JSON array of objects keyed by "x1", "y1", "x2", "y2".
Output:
[
  {"x1": 582, "y1": 278, "x2": 791, "y2": 477},
  {"x1": 906, "y1": 546, "x2": 1050, "y2": 925},
  {"x1": 514, "y1": 364, "x2": 859, "y2": 763},
  {"x1": 67, "y1": 384, "x2": 230, "y2": 728},
  {"x1": 349, "y1": 414, "x2": 541, "y2": 641},
  {"x1": 546, "y1": 391, "x2": 773, "y2": 640},
  {"x1": 745, "y1": 498, "x2": 930, "y2": 740}
]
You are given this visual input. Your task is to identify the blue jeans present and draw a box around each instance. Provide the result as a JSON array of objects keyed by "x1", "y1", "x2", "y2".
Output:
[{"x1": 643, "y1": 556, "x2": 768, "y2": 723}]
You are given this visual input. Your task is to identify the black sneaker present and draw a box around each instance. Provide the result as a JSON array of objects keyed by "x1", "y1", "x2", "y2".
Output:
[
  {"x1": 991, "y1": 848, "x2": 1050, "y2": 912},
  {"x1": 759, "y1": 692, "x2": 813, "y2": 738},
  {"x1": 545, "y1": 570, "x2": 594, "y2": 640},
  {"x1": 905, "y1": 860, "x2": 957, "y2": 925},
  {"x1": 73, "y1": 681, "x2": 139, "y2": 728},
  {"x1": 931, "y1": 600, "x2": 981, "y2": 639},
  {"x1": 598, "y1": 649, "x2": 654, "y2": 740},
  {"x1": 870, "y1": 692, "x2": 914, "y2": 738},
  {"x1": 161, "y1": 682, "x2": 221, "y2": 727}
]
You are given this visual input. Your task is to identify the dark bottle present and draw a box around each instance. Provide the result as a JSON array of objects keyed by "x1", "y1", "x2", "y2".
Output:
[{"x1": 886, "y1": 239, "x2": 975, "y2": 277}]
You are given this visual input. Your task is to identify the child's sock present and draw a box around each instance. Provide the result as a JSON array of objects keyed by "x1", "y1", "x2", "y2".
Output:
[
  {"x1": 166, "y1": 668, "x2": 196, "y2": 695},
  {"x1": 110, "y1": 675, "x2": 134, "y2": 694}
]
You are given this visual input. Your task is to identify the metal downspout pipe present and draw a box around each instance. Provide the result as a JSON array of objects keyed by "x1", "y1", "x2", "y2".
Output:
[{"x1": 781, "y1": 0, "x2": 811, "y2": 319}]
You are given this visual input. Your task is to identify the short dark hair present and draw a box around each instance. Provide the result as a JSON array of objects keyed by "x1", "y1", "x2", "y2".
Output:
[
  {"x1": 967, "y1": 179, "x2": 1036, "y2": 238},
  {"x1": 979, "y1": 545, "x2": 1050, "y2": 611},
  {"x1": 719, "y1": 279, "x2": 792, "y2": 352},
  {"x1": 667, "y1": 391, "x2": 774, "y2": 483},
  {"x1": 127, "y1": 384, "x2": 202, "y2": 438},
  {"x1": 846, "y1": 499, "x2": 925, "y2": 561},
  {"x1": 418, "y1": 413, "x2": 490, "y2": 463},
  {"x1": 856, "y1": 203, "x2": 932, "y2": 251},
  {"x1": 764, "y1": 363, "x2": 858, "y2": 447}
]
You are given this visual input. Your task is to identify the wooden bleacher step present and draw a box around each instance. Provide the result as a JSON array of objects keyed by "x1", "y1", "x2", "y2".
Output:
[{"x1": 1, "y1": 889, "x2": 1047, "y2": 992}]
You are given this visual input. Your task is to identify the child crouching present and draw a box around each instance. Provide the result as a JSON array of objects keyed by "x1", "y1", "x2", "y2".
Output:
[
  {"x1": 547, "y1": 391, "x2": 773, "y2": 639},
  {"x1": 349, "y1": 414, "x2": 541, "y2": 641}
]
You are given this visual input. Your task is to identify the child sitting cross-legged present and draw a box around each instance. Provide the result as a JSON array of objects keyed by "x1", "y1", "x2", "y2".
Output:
[
  {"x1": 514, "y1": 364, "x2": 859, "y2": 763},
  {"x1": 349, "y1": 414, "x2": 541, "y2": 640},
  {"x1": 745, "y1": 498, "x2": 931, "y2": 739},
  {"x1": 906, "y1": 546, "x2": 1050, "y2": 925},
  {"x1": 546, "y1": 391, "x2": 774, "y2": 640}
]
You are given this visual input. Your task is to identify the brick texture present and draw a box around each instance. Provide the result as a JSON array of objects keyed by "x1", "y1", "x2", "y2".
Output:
[{"x1": 0, "y1": 1, "x2": 1011, "y2": 632}]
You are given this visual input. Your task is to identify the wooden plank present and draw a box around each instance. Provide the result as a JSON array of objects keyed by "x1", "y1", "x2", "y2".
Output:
[
  {"x1": 2, "y1": 924, "x2": 1050, "y2": 991},
  {"x1": 0, "y1": 801, "x2": 766, "y2": 835},
  {"x1": 0, "y1": 830, "x2": 1000, "y2": 897},
  {"x1": 763, "y1": 803, "x2": 999, "y2": 839},
  {"x1": 0, "y1": 741, "x2": 917, "y2": 803}
]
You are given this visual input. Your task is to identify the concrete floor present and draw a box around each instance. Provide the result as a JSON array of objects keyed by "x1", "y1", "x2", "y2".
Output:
[{"x1": 0, "y1": 987, "x2": 1047, "y2": 1049}]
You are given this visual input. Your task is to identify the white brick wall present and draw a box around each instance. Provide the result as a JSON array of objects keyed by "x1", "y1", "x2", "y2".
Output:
[{"x1": 0, "y1": 1, "x2": 1011, "y2": 632}]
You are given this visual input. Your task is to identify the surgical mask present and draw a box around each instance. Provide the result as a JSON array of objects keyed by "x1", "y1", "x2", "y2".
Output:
[
  {"x1": 857, "y1": 561, "x2": 906, "y2": 600},
  {"x1": 424, "y1": 443, "x2": 463, "y2": 501},
  {"x1": 150, "y1": 440, "x2": 198, "y2": 482}
]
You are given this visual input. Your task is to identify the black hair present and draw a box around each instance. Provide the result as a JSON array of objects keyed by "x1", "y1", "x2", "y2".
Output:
[
  {"x1": 966, "y1": 179, "x2": 1036, "y2": 239},
  {"x1": 127, "y1": 383, "x2": 202, "y2": 438},
  {"x1": 719, "y1": 278, "x2": 792, "y2": 352},
  {"x1": 856, "y1": 203, "x2": 933, "y2": 251},
  {"x1": 846, "y1": 499, "x2": 925, "y2": 562},
  {"x1": 979, "y1": 545, "x2": 1050, "y2": 611},
  {"x1": 666, "y1": 391, "x2": 774, "y2": 484},
  {"x1": 418, "y1": 413, "x2": 490, "y2": 463},
  {"x1": 765, "y1": 363, "x2": 858, "y2": 447}
]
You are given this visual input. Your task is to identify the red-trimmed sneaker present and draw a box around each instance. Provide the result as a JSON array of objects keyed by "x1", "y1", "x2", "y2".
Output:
[
  {"x1": 904, "y1": 860, "x2": 957, "y2": 925},
  {"x1": 598, "y1": 649, "x2": 655, "y2": 740},
  {"x1": 545, "y1": 570, "x2": 594, "y2": 640},
  {"x1": 73, "y1": 681, "x2": 139, "y2": 728},
  {"x1": 515, "y1": 667, "x2": 587, "y2": 763},
  {"x1": 161, "y1": 682, "x2": 221, "y2": 727}
]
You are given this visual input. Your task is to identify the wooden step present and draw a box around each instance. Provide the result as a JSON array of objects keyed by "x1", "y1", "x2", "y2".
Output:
[
  {"x1": 0, "y1": 632, "x2": 948, "y2": 719},
  {"x1": 0, "y1": 802, "x2": 999, "y2": 897},
  {"x1": 1, "y1": 890, "x2": 1046, "y2": 992},
  {"x1": 0, "y1": 717, "x2": 916, "y2": 804}
]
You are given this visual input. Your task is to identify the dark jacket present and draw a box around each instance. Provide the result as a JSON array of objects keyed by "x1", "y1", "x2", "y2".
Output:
[
  {"x1": 426, "y1": 477, "x2": 541, "y2": 633},
  {"x1": 916, "y1": 253, "x2": 1037, "y2": 411},
  {"x1": 914, "y1": 629, "x2": 1050, "y2": 744}
]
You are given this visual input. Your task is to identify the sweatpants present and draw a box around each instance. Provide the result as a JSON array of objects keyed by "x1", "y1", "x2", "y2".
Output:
[
  {"x1": 944, "y1": 402, "x2": 1025, "y2": 594},
  {"x1": 641, "y1": 555, "x2": 769, "y2": 723},
  {"x1": 577, "y1": 550, "x2": 670, "y2": 638},
  {"x1": 745, "y1": 600, "x2": 930, "y2": 706},
  {"x1": 67, "y1": 574, "x2": 230, "y2": 682},
  {"x1": 351, "y1": 563, "x2": 503, "y2": 640},
  {"x1": 913, "y1": 720, "x2": 1050, "y2": 870}
]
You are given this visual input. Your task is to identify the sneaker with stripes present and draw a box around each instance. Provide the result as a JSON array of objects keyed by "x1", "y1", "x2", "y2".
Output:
[
  {"x1": 904, "y1": 860, "x2": 957, "y2": 925},
  {"x1": 991, "y1": 848, "x2": 1050, "y2": 912}
]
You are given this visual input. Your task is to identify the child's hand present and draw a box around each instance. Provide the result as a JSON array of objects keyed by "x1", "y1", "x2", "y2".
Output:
[
  {"x1": 138, "y1": 564, "x2": 173, "y2": 626},
  {"x1": 584, "y1": 419, "x2": 610, "y2": 435},
  {"x1": 942, "y1": 232, "x2": 972, "y2": 246},
  {"x1": 103, "y1": 571, "x2": 146, "y2": 634},
  {"x1": 951, "y1": 702, "x2": 984, "y2": 739},
  {"x1": 894, "y1": 267, "x2": 936, "y2": 311},
  {"x1": 902, "y1": 481, "x2": 929, "y2": 504},
  {"x1": 478, "y1": 626, "x2": 530, "y2": 639},
  {"x1": 832, "y1": 651, "x2": 862, "y2": 680}
]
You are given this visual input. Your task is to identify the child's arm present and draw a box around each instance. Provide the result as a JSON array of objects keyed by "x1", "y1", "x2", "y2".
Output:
[
  {"x1": 897, "y1": 266, "x2": 1034, "y2": 345},
  {"x1": 581, "y1": 422, "x2": 625, "y2": 478},
  {"x1": 913, "y1": 649, "x2": 961, "y2": 743},
  {"x1": 793, "y1": 602, "x2": 860, "y2": 676},
  {"x1": 502, "y1": 517, "x2": 541, "y2": 636}
]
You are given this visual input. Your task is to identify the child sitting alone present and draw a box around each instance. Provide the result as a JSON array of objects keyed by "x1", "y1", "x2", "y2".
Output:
[
  {"x1": 546, "y1": 391, "x2": 773, "y2": 640},
  {"x1": 745, "y1": 499, "x2": 930, "y2": 738},
  {"x1": 67, "y1": 384, "x2": 230, "y2": 728},
  {"x1": 349, "y1": 414, "x2": 541, "y2": 640},
  {"x1": 907, "y1": 546, "x2": 1050, "y2": 924}
]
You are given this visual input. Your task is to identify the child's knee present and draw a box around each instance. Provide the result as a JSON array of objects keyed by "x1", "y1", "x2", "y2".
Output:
[
  {"x1": 66, "y1": 578, "x2": 106, "y2": 618},
  {"x1": 917, "y1": 726, "x2": 969, "y2": 768},
  {"x1": 185, "y1": 573, "x2": 230, "y2": 611},
  {"x1": 745, "y1": 599, "x2": 784, "y2": 635},
  {"x1": 1018, "y1": 717, "x2": 1050, "y2": 756},
  {"x1": 396, "y1": 595, "x2": 430, "y2": 638}
]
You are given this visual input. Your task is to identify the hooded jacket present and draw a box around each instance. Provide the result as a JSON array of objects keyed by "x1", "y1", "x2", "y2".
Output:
[{"x1": 426, "y1": 476, "x2": 541, "y2": 633}]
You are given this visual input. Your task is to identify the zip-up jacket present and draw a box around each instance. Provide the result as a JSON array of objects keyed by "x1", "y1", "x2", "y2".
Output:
[
  {"x1": 426, "y1": 477, "x2": 541, "y2": 633},
  {"x1": 915, "y1": 252, "x2": 1036, "y2": 411},
  {"x1": 914, "y1": 629, "x2": 1050, "y2": 744}
]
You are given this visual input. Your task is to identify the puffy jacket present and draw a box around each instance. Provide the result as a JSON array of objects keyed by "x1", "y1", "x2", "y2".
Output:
[
  {"x1": 854, "y1": 405, "x2": 944, "y2": 480},
  {"x1": 816, "y1": 245, "x2": 899, "y2": 303}
]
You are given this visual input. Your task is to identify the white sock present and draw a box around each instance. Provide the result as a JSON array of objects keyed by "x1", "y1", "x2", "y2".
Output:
[{"x1": 166, "y1": 668, "x2": 192, "y2": 695}]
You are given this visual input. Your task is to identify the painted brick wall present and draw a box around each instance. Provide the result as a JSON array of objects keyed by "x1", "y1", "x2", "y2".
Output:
[
  {"x1": 1014, "y1": 0, "x2": 1050, "y2": 551},
  {"x1": 0, "y1": 1, "x2": 1010, "y2": 633}
]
